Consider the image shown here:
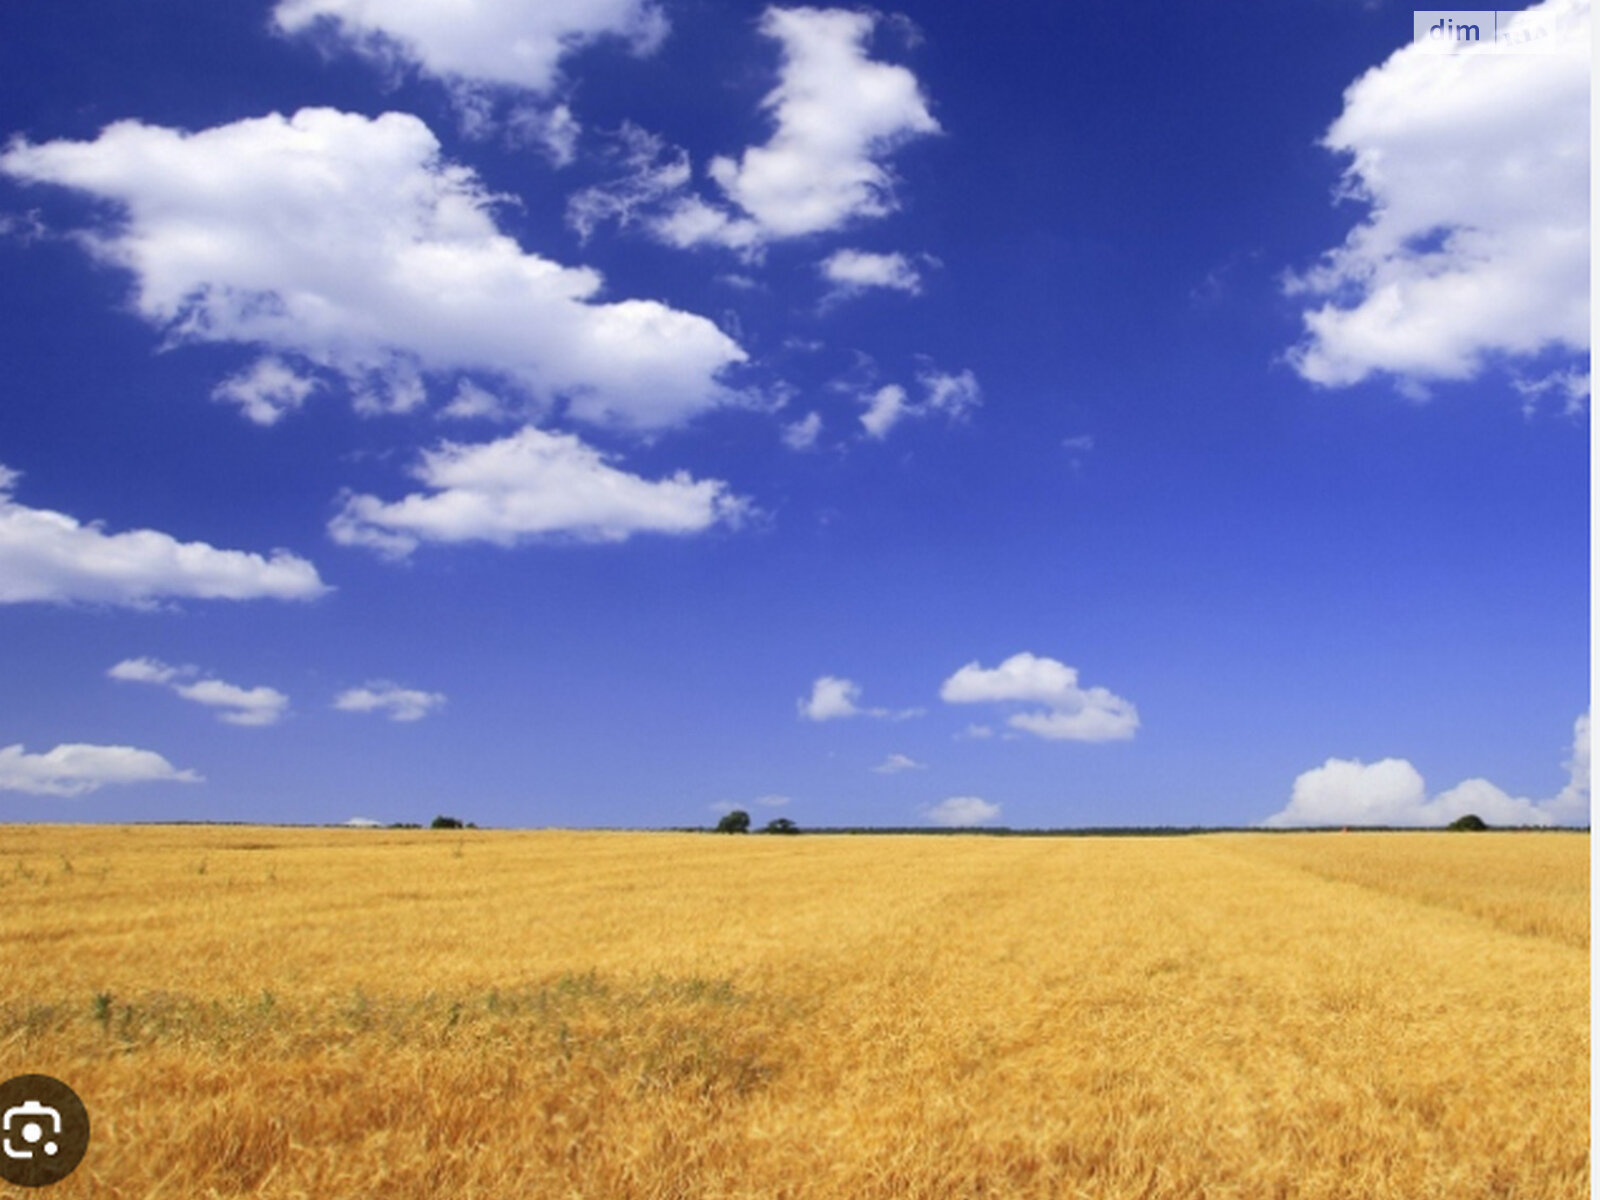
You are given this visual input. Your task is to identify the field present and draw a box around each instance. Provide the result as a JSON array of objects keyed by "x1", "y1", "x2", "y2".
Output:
[{"x1": 0, "y1": 826, "x2": 1587, "y2": 1199}]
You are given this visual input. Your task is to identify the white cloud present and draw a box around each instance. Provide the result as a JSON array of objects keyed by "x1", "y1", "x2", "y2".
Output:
[
  {"x1": 504, "y1": 102, "x2": 582, "y2": 166},
  {"x1": 798, "y1": 675, "x2": 864, "y2": 721},
  {"x1": 924, "y1": 796, "x2": 1000, "y2": 827},
  {"x1": 872, "y1": 753, "x2": 926, "y2": 774},
  {"x1": 334, "y1": 680, "x2": 446, "y2": 722},
  {"x1": 753, "y1": 793, "x2": 790, "y2": 808},
  {"x1": 1286, "y1": 0, "x2": 1589, "y2": 391},
  {"x1": 940, "y1": 651, "x2": 1139, "y2": 743},
  {"x1": 781, "y1": 410, "x2": 823, "y2": 451},
  {"x1": 106, "y1": 656, "x2": 180, "y2": 685},
  {"x1": 820, "y1": 249, "x2": 922, "y2": 298},
  {"x1": 438, "y1": 380, "x2": 514, "y2": 422},
  {"x1": 1263, "y1": 711, "x2": 1590, "y2": 827},
  {"x1": 0, "y1": 464, "x2": 327, "y2": 606},
  {"x1": 212, "y1": 356, "x2": 320, "y2": 426},
  {"x1": 797, "y1": 674, "x2": 919, "y2": 721},
  {"x1": 917, "y1": 368, "x2": 981, "y2": 421},
  {"x1": 0, "y1": 743, "x2": 202, "y2": 797},
  {"x1": 859, "y1": 383, "x2": 909, "y2": 439},
  {"x1": 109, "y1": 657, "x2": 290, "y2": 726},
  {"x1": 1548, "y1": 711, "x2": 1590, "y2": 822},
  {"x1": 567, "y1": 123, "x2": 692, "y2": 242},
  {"x1": 957, "y1": 723, "x2": 993, "y2": 740},
  {"x1": 273, "y1": 0, "x2": 667, "y2": 95},
  {"x1": 329, "y1": 425, "x2": 749, "y2": 558},
  {"x1": 0, "y1": 108, "x2": 746, "y2": 431},
  {"x1": 857, "y1": 369, "x2": 980, "y2": 440},
  {"x1": 654, "y1": 7, "x2": 939, "y2": 251},
  {"x1": 1512, "y1": 368, "x2": 1589, "y2": 419}
]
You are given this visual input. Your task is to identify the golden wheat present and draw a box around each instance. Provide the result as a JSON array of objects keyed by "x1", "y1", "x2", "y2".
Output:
[{"x1": 0, "y1": 826, "x2": 1587, "y2": 1199}]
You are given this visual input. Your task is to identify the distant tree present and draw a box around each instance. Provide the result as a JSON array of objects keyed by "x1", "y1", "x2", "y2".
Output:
[
  {"x1": 431, "y1": 815, "x2": 464, "y2": 830},
  {"x1": 1448, "y1": 813, "x2": 1488, "y2": 831},
  {"x1": 763, "y1": 817, "x2": 800, "y2": 835},
  {"x1": 715, "y1": 809, "x2": 751, "y2": 833}
]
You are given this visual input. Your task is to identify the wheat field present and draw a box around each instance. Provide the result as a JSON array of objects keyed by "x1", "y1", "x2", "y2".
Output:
[{"x1": 0, "y1": 825, "x2": 1587, "y2": 1199}]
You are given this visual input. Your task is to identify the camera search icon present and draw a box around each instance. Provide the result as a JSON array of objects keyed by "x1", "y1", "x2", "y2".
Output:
[{"x1": 0, "y1": 1076, "x2": 89, "y2": 1188}]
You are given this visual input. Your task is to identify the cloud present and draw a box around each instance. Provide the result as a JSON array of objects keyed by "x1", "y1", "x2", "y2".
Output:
[
  {"x1": 859, "y1": 384, "x2": 909, "y2": 439},
  {"x1": 273, "y1": 0, "x2": 665, "y2": 153},
  {"x1": 753, "y1": 793, "x2": 790, "y2": 808},
  {"x1": 211, "y1": 356, "x2": 320, "y2": 426},
  {"x1": 0, "y1": 743, "x2": 202, "y2": 796},
  {"x1": 329, "y1": 425, "x2": 750, "y2": 557},
  {"x1": 0, "y1": 108, "x2": 746, "y2": 431},
  {"x1": 438, "y1": 379, "x2": 515, "y2": 422},
  {"x1": 940, "y1": 651, "x2": 1139, "y2": 742},
  {"x1": 567, "y1": 123, "x2": 693, "y2": 242},
  {"x1": 781, "y1": 410, "x2": 823, "y2": 451},
  {"x1": 648, "y1": 7, "x2": 939, "y2": 251},
  {"x1": 334, "y1": 680, "x2": 446, "y2": 722},
  {"x1": 109, "y1": 657, "x2": 290, "y2": 726},
  {"x1": 820, "y1": 249, "x2": 922, "y2": 298},
  {"x1": 0, "y1": 464, "x2": 327, "y2": 606},
  {"x1": 857, "y1": 369, "x2": 981, "y2": 440},
  {"x1": 798, "y1": 675, "x2": 919, "y2": 722},
  {"x1": 799, "y1": 675, "x2": 865, "y2": 721},
  {"x1": 924, "y1": 795, "x2": 1000, "y2": 827},
  {"x1": 273, "y1": 0, "x2": 667, "y2": 95},
  {"x1": 871, "y1": 753, "x2": 925, "y2": 774},
  {"x1": 1512, "y1": 368, "x2": 1589, "y2": 419},
  {"x1": 1285, "y1": 0, "x2": 1589, "y2": 392},
  {"x1": 1263, "y1": 711, "x2": 1590, "y2": 827},
  {"x1": 917, "y1": 368, "x2": 981, "y2": 421}
]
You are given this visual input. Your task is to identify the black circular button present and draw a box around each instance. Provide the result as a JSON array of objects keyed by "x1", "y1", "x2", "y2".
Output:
[{"x1": 0, "y1": 1076, "x2": 90, "y2": 1188}]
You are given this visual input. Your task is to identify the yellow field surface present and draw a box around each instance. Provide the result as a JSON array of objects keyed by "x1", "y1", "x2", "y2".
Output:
[{"x1": 0, "y1": 826, "x2": 1588, "y2": 1199}]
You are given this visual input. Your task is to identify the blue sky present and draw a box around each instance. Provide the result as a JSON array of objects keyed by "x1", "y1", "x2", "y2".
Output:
[{"x1": 0, "y1": 0, "x2": 1589, "y2": 829}]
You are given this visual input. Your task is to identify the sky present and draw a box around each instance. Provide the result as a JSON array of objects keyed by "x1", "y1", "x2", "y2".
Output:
[{"x1": 0, "y1": 0, "x2": 1590, "y2": 830}]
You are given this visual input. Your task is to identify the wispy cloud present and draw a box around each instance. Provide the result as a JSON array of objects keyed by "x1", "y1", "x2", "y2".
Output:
[
  {"x1": 334, "y1": 681, "x2": 447, "y2": 723},
  {"x1": 109, "y1": 657, "x2": 290, "y2": 726}
]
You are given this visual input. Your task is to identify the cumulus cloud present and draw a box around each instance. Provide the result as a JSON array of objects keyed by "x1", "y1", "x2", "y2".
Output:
[
  {"x1": 798, "y1": 675, "x2": 865, "y2": 721},
  {"x1": 940, "y1": 652, "x2": 1139, "y2": 742},
  {"x1": 334, "y1": 680, "x2": 446, "y2": 722},
  {"x1": 872, "y1": 752, "x2": 926, "y2": 774},
  {"x1": 273, "y1": 0, "x2": 667, "y2": 94},
  {"x1": 798, "y1": 675, "x2": 920, "y2": 722},
  {"x1": 1286, "y1": 0, "x2": 1589, "y2": 392},
  {"x1": 857, "y1": 369, "x2": 980, "y2": 440},
  {"x1": 212, "y1": 356, "x2": 320, "y2": 426},
  {"x1": 0, "y1": 108, "x2": 746, "y2": 430},
  {"x1": 109, "y1": 657, "x2": 290, "y2": 726},
  {"x1": 273, "y1": 0, "x2": 665, "y2": 154},
  {"x1": 1263, "y1": 711, "x2": 1591, "y2": 827},
  {"x1": 859, "y1": 384, "x2": 910, "y2": 439},
  {"x1": 438, "y1": 379, "x2": 515, "y2": 422},
  {"x1": 329, "y1": 425, "x2": 750, "y2": 557},
  {"x1": 781, "y1": 410, "x2": 823, "y2": 451},
  {"x1": 0, "y1": 742, "x2": 202, "y2": 796},
  {"x1": 820, "y1": 249, "x2": 922, "y2": 298},
  {"x1": 924, "y1": 795, "x2": 1000, "y2": 827},
  {"x1": 917, "y1": 368, "x2": 981, "y2": 421},
  {"x1": 704, "y1": 8, "x2": 937, "y2": 239},
  {"x1": 608, "y1": 7, "x2": 937, "y2": 253},
  {"x1": 0, "y1": 464, "x2": 327, "y2": 606}
]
